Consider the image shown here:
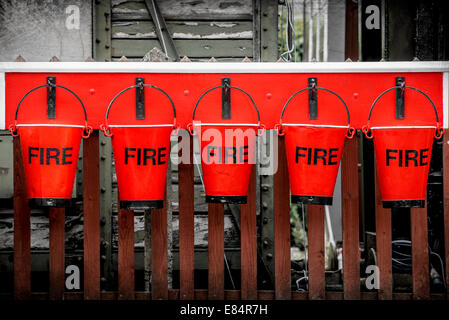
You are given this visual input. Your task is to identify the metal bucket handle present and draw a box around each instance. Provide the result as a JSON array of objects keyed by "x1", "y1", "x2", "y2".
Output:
[
  {"x1": 276, "y1": 86, "x2": 354, "y2": 139},
  {"x1": 189, "y1": 84, "x2": 264, "y2": 136},
  {"x1": 362, "y1": 85, "x2": 443, "y2": 139},
  {"x1": 101, "y1": 83, "x2": 178, "y2": 137},
  {"x1": 9, "y1": 82, "x2": 92, "y2": 138}
]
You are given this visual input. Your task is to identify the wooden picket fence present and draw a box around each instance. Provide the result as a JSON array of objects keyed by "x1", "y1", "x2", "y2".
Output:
[{"x1": 8, "y1": 127, "x2": 449, "y2": 301}]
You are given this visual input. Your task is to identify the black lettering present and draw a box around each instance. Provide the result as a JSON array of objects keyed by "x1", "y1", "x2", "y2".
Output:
[
  {"x1": 62, "y1": 147, "x2": 73, "y2": 165},
  {"x1": 29, "y1": 147, "x2": 39, "y2": 164},
  {"x1": 398, "y1": 150, "x2": 403, "y2": 167},
  {"x1": 420, "y1": 148, "x2": 429, "y2": 166},
  {"x1": 207, "y1": 146, "x2": 216, "y2": 163},
  {"x1": 404, "y1": 150, "x2": 418, "y2": 167},
  {"x1": 224, "y1": 147, "x2": 236, "y2": 164},
  {"x1": 307, "y1": 148, "x2": 312, "y2": 165},
  {"x1": 40, "y1": 148, "x2": 44, "y2": 165},
  {"x1": 46, "y1": 148, "x2": 60, "y2": 165},
  {"x1": 313, "y1": 148, "x2": 327, "y2": 165},
  {"x1": 137, "y1": 148, "x2": 141, "y2": 165},
  {"x1": 239, "y1": 145, "x2": 249, "y2": 163},
  {"x1": 328, "y1": 148, "x2": 339, "y2": 165},
  {"x1": 158, "y1": 147, "x2": 167, "y2": 165},
  {"x1": 143, "y1": 148, "x2": 156, "y2": 165},
  {"x1": 125, "y1": 148, "x2": 136, "y2": 165},
  {"x1": 296, "y1": 147, "x2": 307, "y2": 163},
  {"x1": 386, "y1": 149, "x2": 397, "y2": 166}
]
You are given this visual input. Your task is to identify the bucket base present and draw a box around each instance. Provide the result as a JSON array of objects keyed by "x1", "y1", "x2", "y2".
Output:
[
  {"x1": 291, "y1": 195, "x2": 333, "y2": 205},
  {"x1": 29, "y1": 198, "x2": 71, "y2": 208},
  {"x1": 206, "y1": 195, "x2": 247, "y2": 204},
  {"x1": 120, "y1": 200, "x2": 164, "y2": 210},
  {"x1": 383, "y1": 200, "x2": 425, "y2": 208}
]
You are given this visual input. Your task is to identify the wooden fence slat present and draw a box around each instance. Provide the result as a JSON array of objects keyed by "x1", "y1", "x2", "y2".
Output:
[
  {"x1": 375, "y1": 167, "x2": 392, "y2": 300},
  {"x1": 83, "y1": 130, "x2": 101, "y2": 300},
  {"x1": 341, "y1": 135, "x2": 360, "y2": 299},
  {"x1": 178, "y1": 135, "x2": 194, "y2": 300},
  {"x1": 411, "y1": 207, "x2": 430, "y2": 300},
  {"x1": 152, "y1": 197, "x2": 168, "y2": 300},
  {"x1": 308, "y1": 205, "x2": 325, "y2": 300},
  {"x1": 273, "y1": 136, "x2": 291, "y2": 300},
  {"x1": 13, "y1": 137, "x2": 31, "y2": 299},
  {"x1": 208, "y1": 203, "x2": 225, "y2": 300},
  {"x1": 240, "y1": 165, "x2": 258, "y2": 300},
  {"x1": 443, "y1": 133, "x2": 449, "y2": 295},
  {"x1": 49, "y1": 208, "x2": 65, "y2": 300},
  {"x1": 118, "y1": 204, "x2": 134, "y2": 300}
]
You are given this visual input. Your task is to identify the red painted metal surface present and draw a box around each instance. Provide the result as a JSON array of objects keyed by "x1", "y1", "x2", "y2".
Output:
[
  {"x1": 4, "y1": 73, "x2": 444, "y2": 130},
  {"x1": 371, "y1": 128, "x2": 435, "y2": 206},
  {"x1": 16, "y1": 126, "x2": 83, "y2": 203},
  {"x1": 111, "y1": 127, "x2": 172, "y2": 207},
  {"x1": 284, "y1": 126, "x2": 347, "y2": 204},
  {"x1": 196, "y1": 125, "x2": 257, "y2": 201}
]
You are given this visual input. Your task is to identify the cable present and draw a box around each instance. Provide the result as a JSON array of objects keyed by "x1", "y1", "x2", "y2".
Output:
[
  {"x1": 224, "y1": 253, "x2": 236, "y2": 289},
  {"x1": 295, "y1": 204, "x2": 309, "y2": 292},
  {"x1": 302, "y1": 204, "x2": 308, "y2": 290},
  {"x1": 280, "y1": 0, "x2": 296, "y2": 62},
  {"x1": 391, "y1": 239, "x2": 446, "y2": 288}
]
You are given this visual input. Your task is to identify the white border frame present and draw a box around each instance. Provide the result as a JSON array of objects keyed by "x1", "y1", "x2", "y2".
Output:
[
  {"x1": 0, "y1": 61, "x2": 448, "y2": 73},
  {"x1": 0, "y1": 72, "x2": 4, "y2": 130},
  {"x1": 1, "y1": 62, "x2": 448, "y2": 129},
  {"x1": 444, "y1": 72, "x2": 449, "y2": 129}
]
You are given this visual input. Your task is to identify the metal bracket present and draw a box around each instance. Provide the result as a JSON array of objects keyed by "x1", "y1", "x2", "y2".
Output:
[
  {"x1": 136, "y1": 78, "x2": 145, "y2": 119},
  {"x1": 47, "y1": 76, "x2": 56, "y2": 119},
  {"x1": 308, "y1": 77, "x2": 317, "y2": 119},
  {"x1": 222, "y1": 78, "x2": 231, "y2": 119},
  {"x1": 396, "y1": 76, "x2": 405, "y2": 119}
]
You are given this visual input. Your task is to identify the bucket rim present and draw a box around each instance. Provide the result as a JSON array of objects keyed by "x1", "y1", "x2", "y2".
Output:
[
  {"x1": 192, "y1": 122, "x2": 259, "y2": 127},
  {"x1": 282, "y1": 123, "x2": 349, "y2": 129},
  {"x1": 16, "y1": 124, "x2": 85, "y2": 128},
  {"x1": 370, "y1": 125, "x2": 437, "y2": 130},
  {"x1": 107, "y1": 124, "x2": 174, "y2": 128}
]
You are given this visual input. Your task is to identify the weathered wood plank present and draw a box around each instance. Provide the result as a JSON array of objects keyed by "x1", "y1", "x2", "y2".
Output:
[
  {"x1": 83, "y1": 131, "x2": 101, "y2": 300},
  {"x1": 375, "y1": 166, "x2": 392, "y2": 300},
  {"x1": 13, "y1": 137, "x2": 31, "y2": 299},
  {"x1": 411, "y1": 207, "x2": 430, "y2": 300},
  {"x1": 0, "y1": 213, "x2": 83, "y2": 251},
  {"x1": 273, "y1": 136, "x2": 291, "y2": 300},
  {"x1": 111, "y1": 0, "x2": 252, "y2": 21},
  {"x1": 110, "y1": 213, "x2": 240, "y2": 249},
  {"x1": 240, "y1": 165, "x2": 257, "y2": 300},
  {"x1": 443, "y1": 133, "x2": 449, "y2": 295},
  {"x1": 178, "y1": 135, "x2": 195, "y2": 300},
  {"x1": 152, "y1": 196, "x2": 168, "y2": 300},
  {"x1": 112, "y1": 39, "x2": 252, "y2": 58},
  {"x1": 49, "y1": 208, "x2": 65, "y2": 300},
  {"x1": 341, "y1": 135, "x2": 360, "y2": 300},
  {"x1": 112, "y1": 21, "x2": 253, "y2": 39},
  {"x1": 118, "y1": 205, "x2": 134, "y2": 300},
  {"x1": 308, "y1": 205, "x2": 325, "y2": 300},
  {"x1": 208, "y1": 203, "x2": 225, "y2": 300}
]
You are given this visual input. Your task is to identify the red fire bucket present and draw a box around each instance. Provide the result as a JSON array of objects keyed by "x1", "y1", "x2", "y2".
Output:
[
  {"x1": 101, "y1": 83, "x2": 177, "y2": 210},
  {"x1": 363, "y1": 85, "x2": 444, "y2": 208},
  {"x1": 9, "y1": 83, "x2": 92, "y2": 207},
  {"x1": 276, "y1": 86, "x2": 354, "y2": 205},
  {"x1": 188, "y1": 84, "x2": 263, "y2": 204}
]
